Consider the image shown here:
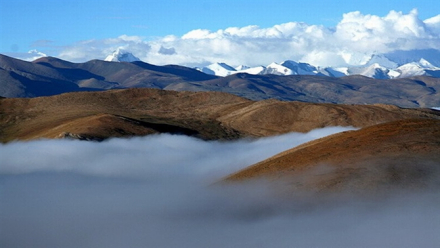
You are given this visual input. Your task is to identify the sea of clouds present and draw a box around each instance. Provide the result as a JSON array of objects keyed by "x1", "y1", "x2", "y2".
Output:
[
  {"x1": 48, "y1": 9, "x2": 440, "y2": 68},
  {"x1": 1, "y1": 127, "x2": 440, "y2": 248}
]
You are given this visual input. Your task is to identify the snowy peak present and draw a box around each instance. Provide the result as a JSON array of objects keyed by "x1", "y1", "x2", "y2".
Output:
[
  {"x1": 383, "y1": 49, "x2": 440, "y2": 67},
  {"x1": 418, "y1": 58, "x2": 435, "y2": 68},
  {"x1": 235, "y1": 65, "x2": 250, "y2": 71},
  {"x1": 238, "y1": 66, "x2": 266, "y2": 75},
  {"x1": 105, "y1": 48, "x2": 141, "y2": 62},
  {"x1": 281, "y1": 60, "x2": 319, "y2": 75},
  {"x1": 195, "y1": 52, "x2": 440, "y2": 79},
  {"x1": 265, "y1": 62, "x2": 295, "y2": 75},
  {"x1": 346, "y1": 63, "x2": 391, "y2": 79},
  {"x1": 365, "y1": 54, "x2": 398, "y2": 69},
  {"x1": 196, "y1": 62, "x2": 237, "y2": 76},
  {"x1": 395, "y1": 63, "x2": 428, "y2": 77}
]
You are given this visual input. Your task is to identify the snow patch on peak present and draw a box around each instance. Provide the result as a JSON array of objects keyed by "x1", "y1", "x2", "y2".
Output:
[
  {"x1": 394, "y1": 62, "x2": 434, "y2": 78},
  {"x1": 281, "y1": 60, "x2": 319, "y2": 75},
  {"x1": 365, "y1": 54, "x2": 398, "y2": 69},
  {"x1": 238, "y1": 66, "x2": 266, "y2": 75},
  {"x1": 235, "y1": 65, "x2": 250, "y2": 71},
  {"x1": 214, "y1": 62, "x2": 236, "y2": 71},
  {"x1": 418, "y1": 58, "x2": 435, "y2": 68},
  {"x1": 384, "y1": 49, "x2": 440, "y2": 67},
  {"x1": 265, "y1": 62, "x2": 295, "y2": 75},
  {"x1": 346, "y1": 63, "x2": 391, "y2": 79},
  {"x1": 105, "y1": 48, "x2": 141, "y2": 62},
  {"x1": 196, "y1": 62, "x2": 236, "y2": 76}
]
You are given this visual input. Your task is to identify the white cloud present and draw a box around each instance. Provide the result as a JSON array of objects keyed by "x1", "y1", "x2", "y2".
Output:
[
  {"x1": 3, "y1": 49, "x2": 47, "y2": 61},
  {"x1": 2, "y1": 127, "x2": 440, "y2": 248},
  {"x1": 56, "y1": 10, "x2": 440, "y2": 67},
  {"x1": 58, "y1": 35, "x2": 151, "y2": 61}
]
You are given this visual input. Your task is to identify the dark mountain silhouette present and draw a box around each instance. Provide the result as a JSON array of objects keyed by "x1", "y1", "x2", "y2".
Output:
[{"x1": 1, "y1": 54, "x2": 440, "y2": 107}]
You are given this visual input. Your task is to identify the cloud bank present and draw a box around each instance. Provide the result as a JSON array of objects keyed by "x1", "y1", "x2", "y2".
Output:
[
  {"x1": 52, "y1": 9, "x2": 440, "y2": 67},
  {"x1": 1, "y1": 127, "x2": 440, "y2": 248}
]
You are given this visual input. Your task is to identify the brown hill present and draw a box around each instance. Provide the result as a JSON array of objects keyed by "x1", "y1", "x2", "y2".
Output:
[
  {"x1": 225, "y1": 119, "x2": 440, "y2": 193},
  {"x1": 1, "y1": 88, "x2": 440, "y2": 142},
  {"x1": 0, "y1": 88, "x2": 248, "y2": 142}
]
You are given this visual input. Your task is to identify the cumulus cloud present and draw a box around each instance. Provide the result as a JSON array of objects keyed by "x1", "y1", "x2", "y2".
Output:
[
  {"x1": 1, "y1": 127, "x2": 440, "y2": 248},
  {"x1": 55, "y1": 9, "x2": 440, "y2": 67},
  {"x1": 58, "y1": 35, "x2": 151, "y2": 62}
]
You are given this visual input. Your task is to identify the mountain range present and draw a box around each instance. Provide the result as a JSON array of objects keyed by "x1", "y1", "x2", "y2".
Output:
[
  {"x1": 104, "y1": 48, "x2": 440, "y2": 79},
  {"x1": 196, "y1": 55, "x2": 440, "y2": 79},
  {"x1": 87, "y1": 48, "x2": 440, "y2": 79},
  {"x1": 1, "y1": 54, "x2": 440, "y2": 108}
]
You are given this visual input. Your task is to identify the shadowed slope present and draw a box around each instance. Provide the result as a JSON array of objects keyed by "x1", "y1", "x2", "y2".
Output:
[{"x1": 225, "y1": 119, "x2": 440, "y2": 192}]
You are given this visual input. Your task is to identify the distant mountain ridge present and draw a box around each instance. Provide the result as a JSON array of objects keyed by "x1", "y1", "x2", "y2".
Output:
[
  {"x1": 1, "y1": 53, "x2": 440, "y2": 108},
  {"x1": 196, "y1": 56, "x2": 440, "y2": 79},
  {"x1": 99, "y1": 48, "x2": 440, "y2": 79}
]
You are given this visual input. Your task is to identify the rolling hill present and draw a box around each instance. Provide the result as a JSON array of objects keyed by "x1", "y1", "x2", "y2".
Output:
[
  {"x1": 1, "y1": 88, "x2": 439, "y2": 142},
  {"x1": 225, "y1": 118, "x2": 440, "y2": 193}
]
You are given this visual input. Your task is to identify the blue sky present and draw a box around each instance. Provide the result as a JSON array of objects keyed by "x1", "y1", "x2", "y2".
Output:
[{"x1": 1, "y1": 0, "x2": 439, "y2": 66}]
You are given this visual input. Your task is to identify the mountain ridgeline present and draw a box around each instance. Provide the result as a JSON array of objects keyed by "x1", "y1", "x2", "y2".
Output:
[{"x1": 1, "y1": 54, "x2": 440, "y2": 108}]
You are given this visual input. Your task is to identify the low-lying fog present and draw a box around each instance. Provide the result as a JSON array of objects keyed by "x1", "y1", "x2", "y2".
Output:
[{"x1": 1, "y1": 127, "x2": 439, "y2": 248}]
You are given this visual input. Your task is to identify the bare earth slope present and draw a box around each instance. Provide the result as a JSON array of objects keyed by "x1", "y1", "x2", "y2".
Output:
[
  {"x1": 225, "y1": 119, "x2": 440, "y2": 192},
  {"x1": 0, "y1": 89, "x2": 249, "y2": 142},
  {"x1": 1, "y1": 88, "x2": 440, "y2": 142}
]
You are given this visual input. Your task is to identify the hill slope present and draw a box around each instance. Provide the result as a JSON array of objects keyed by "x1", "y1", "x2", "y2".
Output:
[
  {"x1": 1, "y1": 88, "x2": 439, "y2": 142},
  {"x1": 225, "y1": 119, "x2": 440, "y2": 192}
]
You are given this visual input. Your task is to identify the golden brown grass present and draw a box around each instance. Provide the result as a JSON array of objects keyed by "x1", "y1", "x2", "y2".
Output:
[
  {"x1": 225, "y1": 119, "x2": 440, "y2": 192},
  {"x1": 1, "y1": 88, "x2": 439, "y2": 142}
]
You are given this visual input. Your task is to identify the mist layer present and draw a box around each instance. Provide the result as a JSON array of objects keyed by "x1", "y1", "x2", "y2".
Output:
[{"x1": 1, "y1": 127, "x2": 439, "y2": 248}]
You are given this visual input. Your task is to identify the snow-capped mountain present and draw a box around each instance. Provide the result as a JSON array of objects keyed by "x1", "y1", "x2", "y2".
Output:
[
  {"x1": 196, "y1": 62, "x2": 236, "y2": 77},
  {"x1": 393, "y1": 59, "x2": 439, "y2": 78},
  {"x1": 265, "y1": 62, "x2": 295, "y2": 75},
  {"x1": 363, "y1": 54, "x2": 398, "y2": 69},
  {"x1": 197, "y1": 56, "x2": 440, "y2": 79},
  {"x1": 105, "y1": 48, "x2": 140, "y2": 62},
  {"x1": 238, "y1": 66, "x2": 266, "y2": 75},
  {"x1": 383, "y1": 49, "x2": 440, "y2": 67},
  {"x1": 263, "y1": 61, "x2": 322, "y2": 76},
  {"x1": 346, "y1": 63, "x2": 393, "y2": 79},
  {"x1": 235, "y1": 65, "x2": 250, "y2": 71},
  {"x1": 102, "y1": 48, "x2": 440, "y2": 79}
]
